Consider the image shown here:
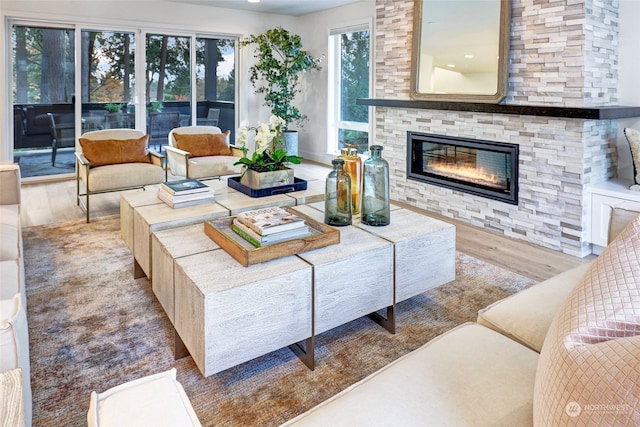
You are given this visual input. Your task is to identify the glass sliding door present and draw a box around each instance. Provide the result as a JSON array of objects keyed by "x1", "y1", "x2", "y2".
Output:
[
  {"x1": 146, "y1": 33, "x2": 190, "y2": 150},
  {"x1": 80, "y1": 30, "x2": 136, "y2": 131},
  {"x1": 12, "y1": 24, "x2": 76, "y2": 177},
  {"x1": 196, "y1": 36, "x2": 236, "y2": 138}
]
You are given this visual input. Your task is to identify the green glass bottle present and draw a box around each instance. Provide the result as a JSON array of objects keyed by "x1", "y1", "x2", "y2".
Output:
[
  {"x1": 361, "y1": 145, "x2": 390, "y2": 226},
  {"x1": 324, "y1": 158, "x2": 352, "y2": 226}
]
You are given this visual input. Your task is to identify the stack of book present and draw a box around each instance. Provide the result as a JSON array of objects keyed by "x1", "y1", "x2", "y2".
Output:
[
  {"x1": 231, "y1": 206, "x2": 311, "y2": 247},
  {"x1": 157, "y1": 179, "x2": 215, "y2": 208}
]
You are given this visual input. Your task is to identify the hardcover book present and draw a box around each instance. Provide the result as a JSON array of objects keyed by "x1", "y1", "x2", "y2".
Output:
[
  {"x1": 157, "y1": 188, "x2": 215, "y2": 208},
  {"x1": 158, "y1": 186, "x2": 214, "y2": 203},
  {"x1": 232, "y1": 218, "x2": 311, "y2": 247},
  {"x1": 235, "y1": 206, "x2": 307, "y2": 236},
  {"x1": 161, "y1": 179, "x2": 209, "y2": 195}
]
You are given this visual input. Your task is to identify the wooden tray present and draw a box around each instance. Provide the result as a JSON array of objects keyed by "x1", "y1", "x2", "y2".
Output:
[{"x1": 204, "y1": 206, "x2": 340, "y2": 266}]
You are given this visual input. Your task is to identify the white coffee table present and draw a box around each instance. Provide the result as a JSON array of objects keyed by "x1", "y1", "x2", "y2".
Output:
[{"x1": 174, "y1": 249, "x2": 313, "y2": 377}]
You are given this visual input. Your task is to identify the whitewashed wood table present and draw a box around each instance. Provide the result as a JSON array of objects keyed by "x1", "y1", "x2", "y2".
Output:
[
  {"x1": 151, "y1": 223, "x2": 221, "y2": 325},
  {"x1": 131, "y1": 201, "x2": 229, "y2": 279},
  {"x1": 139, "y1": 199, "x2": 456, "y2": 377},
  {"x1": 291, "y1": 205, "x2": 395, "y2": 335},
  {"x1": 353, "y1": 208, "x2": 456, "y2": 304},
  {"x1": 174, "y1": 249, "x2": 313, "y2": 377}
]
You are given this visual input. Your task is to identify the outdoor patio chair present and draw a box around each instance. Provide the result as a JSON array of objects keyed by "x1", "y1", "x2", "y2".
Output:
[
  {"x1": 165, "y1": 125, "x2": 243, "y2": 181},
  {"x1": 104, "y1": 112, "x2": 135, "y2": 130},
  {"x1": 148, "y1": 111, "x2": 181, "y2": 151},
  {"x1": 197, "y1": 108, "x2": 220, "y2": 127},
  {"x1": 48, "y1": 112, "x2": 76, "y2": 166},
  {"x1": 75, "y1": 129, "x2": 164, "y2": 222}
]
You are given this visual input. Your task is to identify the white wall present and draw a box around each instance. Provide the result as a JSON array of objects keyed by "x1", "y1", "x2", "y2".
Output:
[{"x1": 617, "y1": 0, "x2": 640, "y2": 181}]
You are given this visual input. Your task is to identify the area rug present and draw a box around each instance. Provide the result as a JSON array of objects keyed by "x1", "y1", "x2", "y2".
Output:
[{"x1": 23, "y1": 216, "x2": 537, "y2": 426}]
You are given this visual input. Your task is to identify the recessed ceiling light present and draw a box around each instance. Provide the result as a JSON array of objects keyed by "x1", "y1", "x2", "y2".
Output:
[
  {"x1": 464, "y1": 54, "x2": 474, "y2": 59},
  {"x1": 248, "y1": 0, "x2": 260, "y2": 3},
  {"x1": 447, "y1": 64, "x2": 455, "y2": 68}
]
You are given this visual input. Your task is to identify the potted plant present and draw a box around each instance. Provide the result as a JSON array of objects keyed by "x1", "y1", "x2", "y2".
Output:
[
  {"x1": 234, "y1": 115, "x2": 302, "y2": 189},
  {"x1": 104, "y1": 102, "x2": 124, "y2": 113},
  {"x1": 240, "y1": 27, "x2": 322, "y2": 155},
  {"x1": 147, "y1": 101, "x2": 164, "y2": 112}
]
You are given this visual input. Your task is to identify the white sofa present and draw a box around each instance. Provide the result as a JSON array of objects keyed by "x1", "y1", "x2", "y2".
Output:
[
  {"x1": 284, "y1": 209, "x2": 640, "y2": 426},
  {"x1": 0, "y1": 163, "x2": 31, "y2": 426}
]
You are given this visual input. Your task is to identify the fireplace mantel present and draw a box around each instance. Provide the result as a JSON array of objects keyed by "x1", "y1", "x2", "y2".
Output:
[{"x1": 357, "y1": 99, "x2": 640, "y2": 120}]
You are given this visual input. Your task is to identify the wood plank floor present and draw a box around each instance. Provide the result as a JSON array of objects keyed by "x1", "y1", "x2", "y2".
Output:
[{"x1": 19, "y1": 160, "x2": 594, "y2": 282}]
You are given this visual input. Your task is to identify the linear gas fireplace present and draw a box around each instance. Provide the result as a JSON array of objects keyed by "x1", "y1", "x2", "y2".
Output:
[{"x1": 407, "y1": 132, "x2": 519, "y2": 204}]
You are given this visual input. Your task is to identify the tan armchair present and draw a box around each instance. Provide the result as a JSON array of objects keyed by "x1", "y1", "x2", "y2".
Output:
[
  {"x1": 165, "y1": 125, "x2": 243, "y2": 181},
  {"x1": 76, "y1": 129, "x2": 165, "y2": 222}
]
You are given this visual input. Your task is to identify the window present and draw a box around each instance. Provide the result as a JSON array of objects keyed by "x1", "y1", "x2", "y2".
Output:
[
  {"x1": 195, "y1": 37, "x2": 236, "y2": 138},
  {"x1": 328, "y1": 24, "x2": 371, "y2": 154},
  {"x1": 10, "y1": 18, "x2": 238, "y2": 178},
  {"x1": 81, "y1": 30, "x2": 136, "y2": 130},
  {"x1": 12, "y1": 24, "x2": 76, "y2": 175}
]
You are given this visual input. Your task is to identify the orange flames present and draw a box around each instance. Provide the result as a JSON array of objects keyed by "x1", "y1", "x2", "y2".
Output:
[{"x1": 428, "y1": 161, "x2": 506, "y2": 189}]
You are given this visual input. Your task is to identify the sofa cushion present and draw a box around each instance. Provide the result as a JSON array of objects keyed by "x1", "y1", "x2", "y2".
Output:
[
  {"x1": 0, "y1": 368, "x2": 24, "y2": 427},
  {"x1": 477, "y1": 262, "x2": 592, "y2": 352},
  {"x1": 0, "y1": 260, "x2": 23, "y2": 301},
  {"x1": 533, "y1": 216, "x2": 640, "y2": 425},
  {"x1": 86, "y1": 163, "x2": 164, "y2": 192},
  {"x1": 0, "y1": 164, "x2": 21, "y2": 206},
  {"x1": 186, "y1": 155, "x2": 242, "y2": 179},
  {"x1": 283, "y1": 323, "x2": 539, "y2": 427},
  {"x1": 173, "y1": 131, "x2": 232, "y2": 157},
  {"x1": 624, "y1": 127, "x2": 640, "y2": 190},
  {"x1": 0, "y1": 294, "x2": 31, "y2": 426},
  {"x1": 79, "y1": 135, "x2": 152, "y2": 167},
  {"x1": 87, "y1": 368, "x2": 201, "y2": 427}
]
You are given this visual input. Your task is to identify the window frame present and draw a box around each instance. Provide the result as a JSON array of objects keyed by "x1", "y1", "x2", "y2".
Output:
[{"x1": 327, "y1": 20, "x2": 373, "y2": 155}]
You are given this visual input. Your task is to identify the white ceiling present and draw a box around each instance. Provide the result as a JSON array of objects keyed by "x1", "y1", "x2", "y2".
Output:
[{"x1": 165, "y1": 0, "x2": 361, "y2": 16}]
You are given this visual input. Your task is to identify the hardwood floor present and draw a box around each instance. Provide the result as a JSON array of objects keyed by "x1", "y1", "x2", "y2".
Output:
[{"x1": 19, "y1": 160, "x2": 594, "y2": 282}]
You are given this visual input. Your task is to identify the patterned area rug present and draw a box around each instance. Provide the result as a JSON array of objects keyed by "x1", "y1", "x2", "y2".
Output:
[{"x1": 23, "y1": 216, "x2": 537, "y2": 426}]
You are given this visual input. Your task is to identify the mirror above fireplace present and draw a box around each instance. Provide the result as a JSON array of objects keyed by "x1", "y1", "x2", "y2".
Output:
[{"x1": 410, "y1": 0, "x2": 511, "y2": 104}]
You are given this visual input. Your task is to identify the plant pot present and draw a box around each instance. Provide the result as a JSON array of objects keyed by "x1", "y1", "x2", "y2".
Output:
[
  {"x1": 240, "y1": 168, "x2": 295, "y2": 190},
  {"x1": 282, "y1": 130, "x2": 298, "y2": 156}
]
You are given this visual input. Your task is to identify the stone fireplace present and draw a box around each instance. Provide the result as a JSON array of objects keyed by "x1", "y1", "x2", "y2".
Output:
[{"x1": 364, "y1": 0, "x2": 640, "y2": 257}]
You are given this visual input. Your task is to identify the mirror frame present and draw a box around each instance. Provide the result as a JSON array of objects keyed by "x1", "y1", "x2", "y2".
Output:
[{"x1": 410, "y1": 0, "x2": 511, "y2": 104}]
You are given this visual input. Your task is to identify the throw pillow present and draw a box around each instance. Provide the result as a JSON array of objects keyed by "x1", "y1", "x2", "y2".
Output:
[
  {"x1": 533, "y1": 215, "x2": 640, "y2": 425},
  {"x1": 173, "y1": 131, "x2": 232, "y2": 157},
  {"x1": 624, "y1": 128, "x2": 640, "y2": 191},
  {"x1": 79, "y1": 135, "x2": 152, "y2": 167}
]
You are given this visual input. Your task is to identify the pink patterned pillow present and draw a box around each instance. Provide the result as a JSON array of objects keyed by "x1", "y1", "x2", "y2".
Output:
[{"x1": 533, "y1": 216, "x2": 640, "y2": 425}]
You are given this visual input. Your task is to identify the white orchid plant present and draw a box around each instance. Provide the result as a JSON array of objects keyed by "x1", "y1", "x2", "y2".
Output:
[{"x1": 234, "y1": 115, "x2": 302, "y2": 172}]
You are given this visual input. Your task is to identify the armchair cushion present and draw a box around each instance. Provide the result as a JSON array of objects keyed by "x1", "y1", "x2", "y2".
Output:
[
  {"x1": 79, "y1": 135, "x2": 152, "y2": 167},
  {"x1": 173, "y1": 131, "x2": 232, "y2": 157}
]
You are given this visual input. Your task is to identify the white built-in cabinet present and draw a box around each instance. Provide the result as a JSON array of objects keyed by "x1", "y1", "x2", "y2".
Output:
[{"x1": 589, "y1": 179, "x2": 640, "y2": 253}]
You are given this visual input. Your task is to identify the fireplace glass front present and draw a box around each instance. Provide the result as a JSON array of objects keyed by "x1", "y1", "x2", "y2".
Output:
[{"x1": 407, "y1": 132, "x2": 518, "y2": 204}]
